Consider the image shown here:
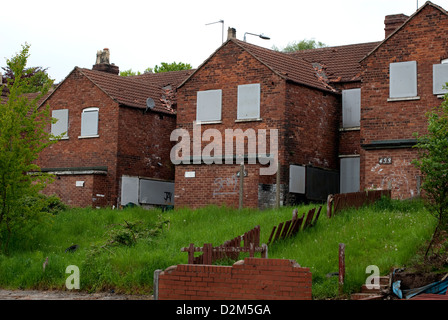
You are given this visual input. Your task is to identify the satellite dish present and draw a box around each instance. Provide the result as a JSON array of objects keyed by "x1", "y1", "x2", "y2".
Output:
[{"x1": 146, "y1": 97, "x2": 155, "y2": 110}]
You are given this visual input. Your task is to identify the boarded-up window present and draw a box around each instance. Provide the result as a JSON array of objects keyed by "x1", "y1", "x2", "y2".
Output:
[
  {"x1": 51, "y1": 109, "x2": 68, "y2": 138},
  {"x1": 289, "y1": 165, "x2": 306, "y2": 194},
  {"x1": 340, "y1": 157, "x2": 360, "y2": 194},
  {"x1": 342, "y1": 89, "x2": 361, "y2": 128},
  {"x1": 196, "y1": 89, "x2": 222, "y2": 122},
  {"x1": 389, "y1": 61, "x2": 418, "y2": 98},
  {"x1": 433, "y1": 64, "x2": 448, "y2": 95},
  {"x1": 81, "y1": 107, "x2": 99, "y2": 137},
  {"x1": 237, "y1": 83, "x2": 260, "y2": 120}
]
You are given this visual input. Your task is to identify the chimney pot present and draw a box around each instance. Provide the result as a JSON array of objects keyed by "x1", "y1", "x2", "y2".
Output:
[
  {"x1": 93, "y1": 48, "x2": 119, "y2": 75},
  {"x1": 227, "y1": 27, "x2": 236, "y2": 40}
]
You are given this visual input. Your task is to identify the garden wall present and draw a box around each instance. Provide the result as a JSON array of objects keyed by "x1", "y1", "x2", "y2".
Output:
[{"x1": 155, "y1": 258, "x2": 312, "y2": 300}]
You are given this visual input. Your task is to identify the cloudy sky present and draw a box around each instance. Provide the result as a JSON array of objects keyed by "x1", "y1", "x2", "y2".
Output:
[{"x1": 2, "y1": 0, "x2": 447, "y2": 82}]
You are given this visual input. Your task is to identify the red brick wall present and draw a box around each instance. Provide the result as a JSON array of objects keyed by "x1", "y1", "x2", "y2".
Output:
[
  {"x1": 175, "y1": 40, "x2": 341, "y2": 208},
  {"x1": 37, "y1": 69, "x2": 120, "y2": 207},
  {"x1": 41, "y1": 174, "x2": 108, "y2": 208},
  {"x1": 37, "y1": 69, "x2": 178, "y2": 207},
  {"x1": 157, "y1": 258, "x2": 312, "y2": 300},
  {"x1": 360, "y1": 5, "x2": 448, "y2": 198},
  {"x1": 285, "y1": 82, "x2": 340, "y2": 170},
  {"x1": 117, "y1": 106, "x2": 176, "y2": 182},
  {"x1": 174, "y1": 164, "x2": 261, "y2": 209},
  {"x1": 339, "y1": 130, "x2": 360, "y2": 156},
  {"x1": 362, "y1": 148, "x2": 421, "y2": 199}
]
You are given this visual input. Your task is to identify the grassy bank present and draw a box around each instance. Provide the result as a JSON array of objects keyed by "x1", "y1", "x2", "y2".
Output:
[{"x1": 0, "y1": 198, "x2": 436, "y2": 299}]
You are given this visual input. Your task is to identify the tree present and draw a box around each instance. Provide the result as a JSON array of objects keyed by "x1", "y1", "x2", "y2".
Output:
[
  {"x1": 153, "y1": 62, "x2": 192, "y2": 73},
  {"x1": 2, "y1": 64, "x2": 53, "y2": 94},
  {"x1": 119, "y1": 67, "x2": 153, "y2": 77},
  {"x1": 412, "y1": 93, "x2": 448, "y2": 258},
  {"x1": 272, "y1": 39, "x2": 327, "y2": 52},
  {"x1": 0, "y1": 43, "x2": 57, "y2": 253}
]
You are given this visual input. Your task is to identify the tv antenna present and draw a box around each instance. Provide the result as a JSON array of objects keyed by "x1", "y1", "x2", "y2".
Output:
[{"x1": 206, "y1": 19, "x2": 224, "y2": 43}]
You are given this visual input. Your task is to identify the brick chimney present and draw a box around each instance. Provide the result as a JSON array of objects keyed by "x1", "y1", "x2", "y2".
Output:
[
  {"x1": 227, "y1": 27, "x2": 236, "y2": 40},
  {"x1": 384, "y1": 14, "x2": 409, "y2": 38},
  {"x1": 92, "y1": 48, "x2": 119, "y2": 75}
]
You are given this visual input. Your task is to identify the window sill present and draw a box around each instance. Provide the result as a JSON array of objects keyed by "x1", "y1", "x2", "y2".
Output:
[
  {"x1": 50, "y1": 136, "x2": 69, "y2": 141},
  {"x1": 194, "y1": 120, "x2": 222, "y2": 125},
  {"x1": 436, "y1": 94, "x2": 447, "y2": 99},
  {"x1": 235, "y1": 118, "x2": 263, "y2": 123},
  {"x1": 78, "y1": 135, "x2": 99, "y2": 139},
  {"x1": 387, "y1": 96, "x2": 420, "y2": 102},
  {"x1": 339, "y1": 126, "x2": 360, "y2": 132}
]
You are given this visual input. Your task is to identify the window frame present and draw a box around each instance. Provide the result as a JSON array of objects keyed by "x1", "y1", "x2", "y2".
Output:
[
  {"x1": 342, "y1": 88, "x2": 361, "y2": 129},
  {"x1": 51, "y1": 109, "x2": 69, "y2": 140},
  {"x1": 196, "y1": 89, "x2": 222, "y2": 123},
  {"x1": 237, "y1": 83, "x2": 261, "y2": 121},
  {"x1": 79, "y1": 107, "x2": 99, "y2": 138},
  {"x1": 433, "y1": 62, "x2": 448, "y2": 96},
  {"x1": 388, "y1": 61, "x2": 419, "y2": 101}
]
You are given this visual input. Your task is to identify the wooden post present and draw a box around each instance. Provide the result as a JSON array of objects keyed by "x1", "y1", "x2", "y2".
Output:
[
  {"x1": 188, "y1": 243, "x2": 194, "y2": 264},
  {"x1": 339, "y1": 243, "x2": 346, "y2": 296},
  {"x1": 153, "y1": 269, "x2": 162, "y2": 300},
  {"x1": 327, "y1": 194, "x2": 333, "y2": 218},
  {"x1": 276, "y1": 161, "x2": 281, "y2": 208},
  {"x1": 239, "y1": 163, "x2": 244, "y2": 210},
  {"x1": 261, "y1": 243, "x2": 268, "y2": 259},
  {"x1": 203, "y1": 243, "x2": 213, "y2": 265}
]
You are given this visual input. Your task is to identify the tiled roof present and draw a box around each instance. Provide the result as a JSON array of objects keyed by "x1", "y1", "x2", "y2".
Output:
[
  {"x1": 288, "y1": 41, "x2": 381, "y2": 83},
  {"x1": 233, "y1": 39, "x2": 338, "y2": 93},
  {"x1": 79, "y1": 68, "x2": 194, "y2": 115},
  {"x1": 40, "y1": 67, "x2": 194, "y2": 115},
  {"x1": 179, "y1": 38, "x2": 380, "y2": 94}
]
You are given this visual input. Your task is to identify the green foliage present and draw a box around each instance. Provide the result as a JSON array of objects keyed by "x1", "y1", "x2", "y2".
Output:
[
  {"x1": 0, "y1": 202, "x2": 435, "y2": 298},
  {"x1": 0, "y1": 43, "x2": 57, "y2": 253},
  {"x1": 413, "y1": 92, "x2": 448, "y2": 256},
  {"x1": 119, "y1": 69, "x2": 141, "y2": 77},
  {"x1": 120, "y1": 62, "x2": 191, "y2": 76},
  {"x1": 119, "y1": 68, "x2": 154, "y2": 77},
  {"x1": 153, "y1": 62, "x2": 192, "y2": 73},
  {"x1": 272, "y1": 39, "x2": 327, "y2": 52},
  {"x1": 2, "y1": 61, "x2": 53, "y2": 94}
]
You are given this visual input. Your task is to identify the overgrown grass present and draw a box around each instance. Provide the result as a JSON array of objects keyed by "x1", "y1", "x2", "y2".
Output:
[{"x1": 0, "y1": 198, "x2": 436, "y2": 299}]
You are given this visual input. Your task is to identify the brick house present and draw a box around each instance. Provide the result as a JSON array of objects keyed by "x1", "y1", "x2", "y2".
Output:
[
  {"x1": 36, "y1": 50, "x2": 194, "y2": 208},
  {"x1": 360, "y1": 1, "x2": 448, "y2": 199},
  {"x1": 173, "y1": 31, "x2": 380, "y2": 209}
]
